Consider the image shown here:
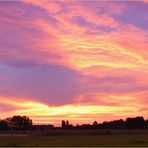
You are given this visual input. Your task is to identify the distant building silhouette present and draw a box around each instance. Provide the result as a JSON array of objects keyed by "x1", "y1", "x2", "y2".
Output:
[
  {"x1": 126, "y1": 116, "x2": 145, "y2": 129},
  {"x1": 33, "y1": 124, "x2": 54, "y2": 130}
]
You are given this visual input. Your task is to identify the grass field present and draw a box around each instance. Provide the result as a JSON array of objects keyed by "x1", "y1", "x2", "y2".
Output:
[{"x1": 0, "y1": 129, "x2": 148, "y2": 147}]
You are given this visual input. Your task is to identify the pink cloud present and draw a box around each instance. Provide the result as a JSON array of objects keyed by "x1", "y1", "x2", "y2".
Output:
[{"x1": 23, "y1": 0, "x2": 62, "y2": 14}]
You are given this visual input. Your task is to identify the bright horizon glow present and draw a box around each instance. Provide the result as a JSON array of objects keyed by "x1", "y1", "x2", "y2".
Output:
[{"x1": 0, "y1": 1, "x2": 148, "y2": 126}]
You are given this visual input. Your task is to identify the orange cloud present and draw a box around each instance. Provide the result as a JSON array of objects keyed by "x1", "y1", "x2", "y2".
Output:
[{"x1": 0, "y1": 94, "x2": 147, "y2": 126}]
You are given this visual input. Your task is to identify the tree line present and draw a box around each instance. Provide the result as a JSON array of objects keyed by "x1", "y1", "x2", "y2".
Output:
[
  {"x1": 0, "y1": 115, "x2": 148, "y2": 131},
  {"x1": 62, "y1": 116, "x2": 148, "y2": 129}
]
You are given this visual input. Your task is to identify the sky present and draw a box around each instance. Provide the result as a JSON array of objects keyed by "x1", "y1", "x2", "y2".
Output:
[{"x1": 0, "y1": 0, "x2": 148, "y2": 126}]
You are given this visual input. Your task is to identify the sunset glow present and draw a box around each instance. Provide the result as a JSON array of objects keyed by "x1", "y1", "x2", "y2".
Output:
[{"x1": 0, "y1": 0, "x2": 148, "y2": 126}]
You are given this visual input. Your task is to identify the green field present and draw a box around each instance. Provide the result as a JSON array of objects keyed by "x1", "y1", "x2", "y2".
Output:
[{"x1": 0, "y1": 130, "x2": 148, "y2": 147}]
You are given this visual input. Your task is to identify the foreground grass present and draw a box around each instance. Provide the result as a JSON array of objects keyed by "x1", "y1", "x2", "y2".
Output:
[{"x1": 0, "y1": 130, "x2": 148, "y2": 147}]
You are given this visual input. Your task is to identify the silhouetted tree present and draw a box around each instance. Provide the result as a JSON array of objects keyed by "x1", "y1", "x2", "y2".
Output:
[
  {"x1": 76, "y1": 124, "x2": 80, "y2": 129},
  {"x1": 92, "y1": 121, "x2": 98, "y2": 129},
  {"x1": 5, "y1": 117, "x2": 13, "y2": 128},
  {"x1": 66, "y1": 120, "x2": 69, "y2": 127},
  {"x1": 5, "y1": 116, "x2": 32, "y2": 130},
  {"x1": 62, "y1": 120, "x2": 66, "y2": 128},
  {"x1": 101, "y1": 121, "x2": 108, "y2": 128},
  {"x1": 13, "y1": 116, "x2": 32, "y2": 130},
  {"x1": 146, "y1": 120, "x2": 148, "y2": 128},
  {"x1": 107, "y1": 119, "x2": 126, "y2": 129},
  {"x1": 0, "y1": 120, "x2": 9, "y2": 130},
  {"x1": 93, "y1": 121, "x2": 98, "y2": 126},
  {"x1": 81, "y1": 124, "x2": 91, "y2": 129}
]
